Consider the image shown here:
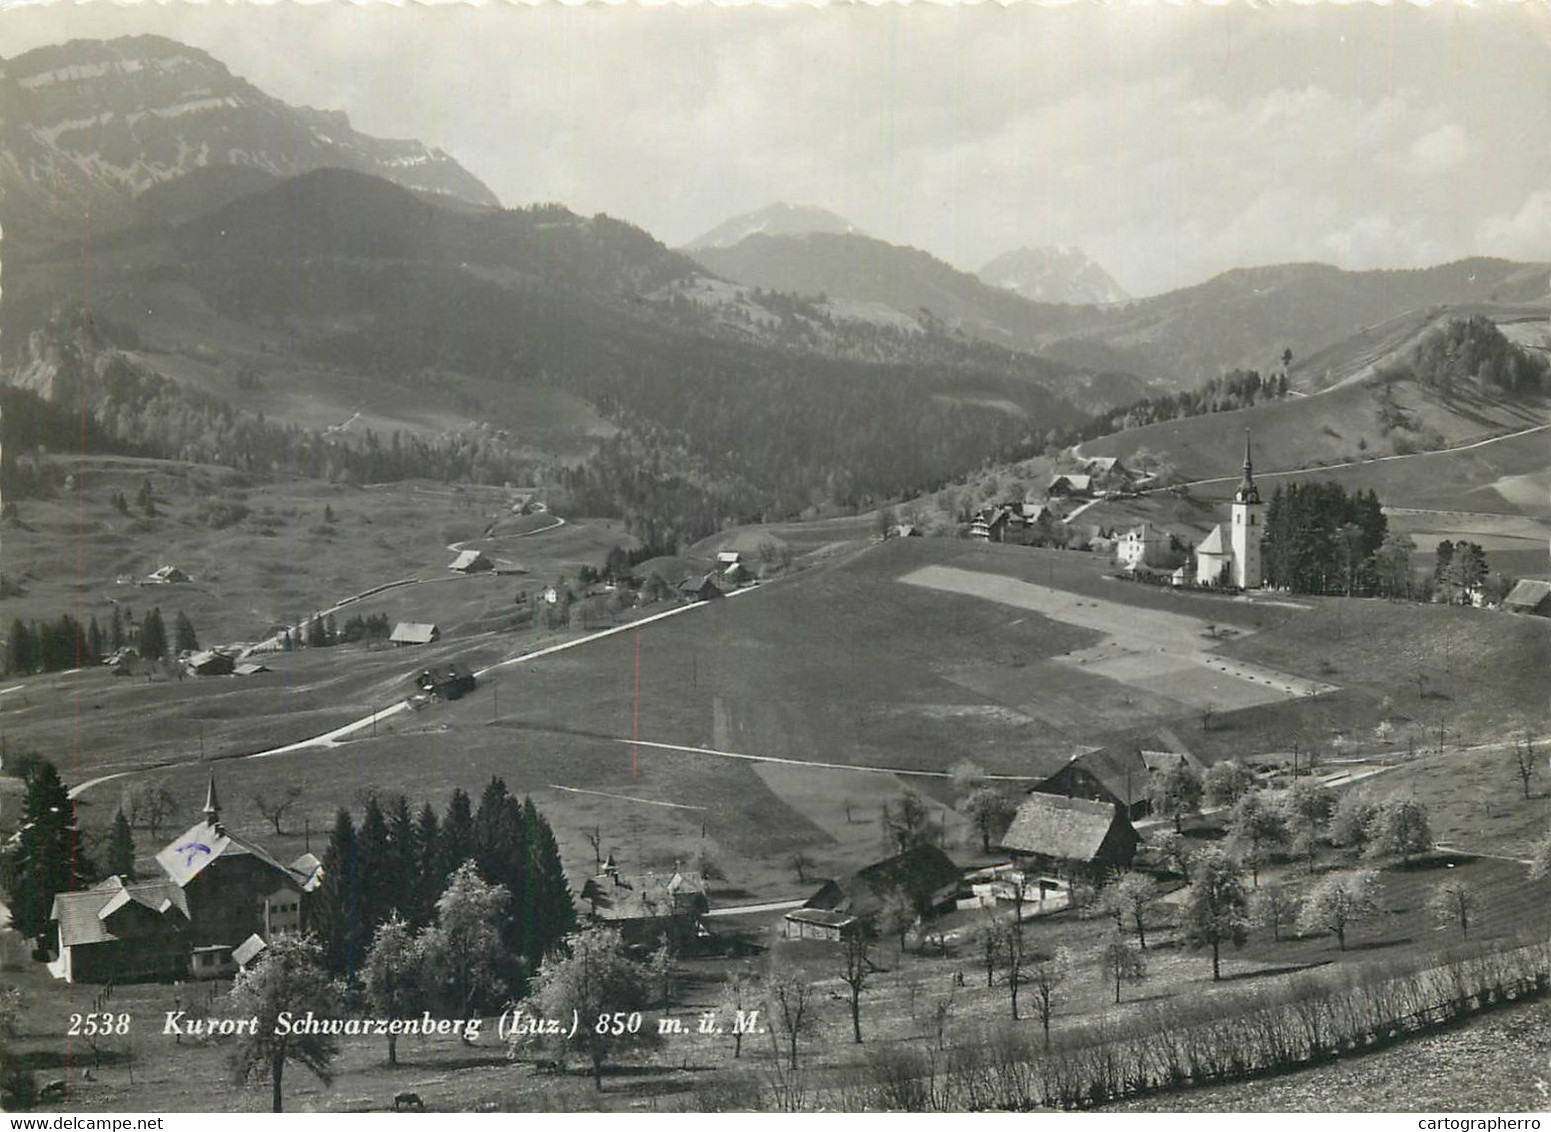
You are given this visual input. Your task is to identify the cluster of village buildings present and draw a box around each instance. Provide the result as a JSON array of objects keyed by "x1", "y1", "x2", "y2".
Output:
[
  {"x1": 48, "y1": 737, "x2": 1202, "y2": 982},
  {"x1": 966, "y1": 438, "x2": 1265, "y2": 590}
]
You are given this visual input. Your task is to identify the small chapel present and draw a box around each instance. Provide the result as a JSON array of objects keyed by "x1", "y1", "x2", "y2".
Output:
[{"x1": 1194, "y1": 431, "x2": 1264, "y2": 589}]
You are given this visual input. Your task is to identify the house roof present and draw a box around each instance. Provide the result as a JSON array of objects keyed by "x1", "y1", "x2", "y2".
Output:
[
  {"x1": 1050, "y1": 474, "x2": 1093, "y2": 491},
  {"x1": 579, "y1": 871, "x2": 709, "y2": 922},
  {"x1": 1047, "y1": 745, "x2": 1153, "y2": 806},
  {"x1": 154, "y1": 817, "x2": 310, "y2": 891},
  {"x1": 1198, "y1": 524, "x2": 1229, "y2": 555},
  {"x1": 390, "y1": 622, "x2": 439, "y2": 644},
  {"x1": 1504, "y1": 579, "x2": 1551, "y2": 610},
  {"x1": 1083, "y1": 457, "x2": 1123, "y2": 475},
  {"x1": 449, "y1": 550, "x2": 491, "y2": 571},
  {"x1": 186, "y1": 650, "x2": 233, "y2": 672},
  {"x1": 1000, "y1": 794, "x2": 1129, "y2": 862},
  {"x1": 289, "y1": 852, "x2": 325, "y2": 892},
  {"x1": 716, "y1": 551, "x2": 742, "y2": 565},
  {"x1": 233, "y1": 663, "x2": 270, "y2": 676},
  {"x1": 233, "y1": 933, "x2": 267, "y2": 967},
  {"x1": 52, "y1": 878, "x2": 190, "y2": 948},
  {"x1": 812, "y1": 844, "x2": 961, "y2": 917},
  {"x1": 784, "y1": 908, "x2": 858, "y2": 929}
]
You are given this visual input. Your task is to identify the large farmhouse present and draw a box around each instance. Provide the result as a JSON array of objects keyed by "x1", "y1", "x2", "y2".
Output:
[
  {"x1": 50, "y1": 778, "x2": 319, "y2": 984},
  {"x1": 577, "y1": 862, "x2": 710, "y2": 950},
  {"x1": 1035, "y1": 741, "x2": 1202, "y2": 821},
  {"x1": 998, "y1": 793, "x2": 1141, "y2": 883}
]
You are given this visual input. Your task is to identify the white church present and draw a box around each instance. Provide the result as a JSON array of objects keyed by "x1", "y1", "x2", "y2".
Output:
[{"x1": 1194, "y1": 432, "x2": 1263, "y2": 589}]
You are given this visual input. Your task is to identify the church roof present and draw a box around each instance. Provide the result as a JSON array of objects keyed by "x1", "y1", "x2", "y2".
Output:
[
  {"x1": 155, "y1": 817, "x2": 309, "y2": 890},
  {"x1": 1198, "y1": 524, "x2": 1229, "y2": 555}
]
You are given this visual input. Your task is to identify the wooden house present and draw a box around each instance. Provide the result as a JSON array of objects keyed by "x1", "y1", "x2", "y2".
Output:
[
  {"x1": 788, "y1": 844, "x2": 962, "y2": 941},
  {"x1": 998, "y1": 793, "x2": 1140, "y2": 883}
]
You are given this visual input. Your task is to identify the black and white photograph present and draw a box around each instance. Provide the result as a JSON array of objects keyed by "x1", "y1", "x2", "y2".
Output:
[{"x1": 0, "y1": 0, "x2": 1548, "y2": 1116}]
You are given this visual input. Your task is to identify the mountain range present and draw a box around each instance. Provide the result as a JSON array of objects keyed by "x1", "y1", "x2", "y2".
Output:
[
  {"x1": 0, "y1": 34, "x2": 498, "y2": 242},
  {"x1": 1, "y1": 33, "x2": 1547, "y2": 542},
  {"x1": 978, "y1": 245, "x2": 1130, "y2": 306}
]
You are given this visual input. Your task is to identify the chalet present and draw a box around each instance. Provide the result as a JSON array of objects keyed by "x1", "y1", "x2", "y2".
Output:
[
  {"x1": 1081, "y1": 456, "x2": 1131, "y2": 489},
  {"x1": 52, "y1": 778, "x2": 317, "y2": 984},
  {"x1": 577, "y1": 867, "x2": 710, "y2": 950},
  {"x1": 51, "y1": 878, "x2": 191, "y2": 984},
  {"x1": 677, "y1": 573, "x2": 723, "y2": 603},
  {"x1": 415, "y1": 663, "x2": 476, "y2": 700},
  {"x1": 1034, "y1": 742, "x2": 1202, "y2": 821},
  {"x1": 1047, "y1": 474, "x2": 1093, "y2": 499},
  {"x1": 389, "y1": 622, "x2": 440, "y2": 647},
  {"x1": 998, "y1": 793, "x2": 1140, "y2": 882},
  {"x1": 716, "y1": 551, "x2": 742, "y2": 568},
  {"x1": 144, "y1": 565, "x2": 191, "y2": 585},
  {"x1": 448, "y1": 550, "x2": 494, "y2": 574},
  {"x1": 1503, "y1": 579, "x2": 1551, "y2": 618},
  {"x1": 185, "y1": 650, "x2": 235, "y2": 677},
  {"x1": 788, "y1": 844, "x2": 961, "y2": 941},
  {"x1": 971, "y1": 507, "x2": 1012, "y2": 543}
]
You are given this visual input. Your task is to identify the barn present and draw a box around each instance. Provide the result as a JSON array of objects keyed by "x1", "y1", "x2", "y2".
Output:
[{"x1": 998, "y1": 793, "x2": 1140, "y2": 883}]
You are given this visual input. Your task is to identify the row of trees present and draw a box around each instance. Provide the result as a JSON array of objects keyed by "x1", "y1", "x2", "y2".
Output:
[
  {"x1": 309, "y1": 778, "x2": 574, "y2": 1006},
  {"x1": 1261, "y1": 482, "x2": 1390, "y2": 595},
  {"x1": 1076, "y1": 365, "x2": 1292, "y2": 442},
  {"x1": 4, "y1": 606, "x2": 199, "y2": 674}
]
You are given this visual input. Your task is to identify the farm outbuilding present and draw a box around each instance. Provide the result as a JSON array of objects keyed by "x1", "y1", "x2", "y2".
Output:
[
  {"x1": 390, "y1": 622, "x2": 440, "y2": 646},
  {"x1": 144, "y1": 565, "x2": 191, "y2": 584},
  {"x1": 448, "y1": 550, "x2": 493, "y2": 573},
  {"x1": 999, "y1": 793, "x2": 1141, "y2": 882},
  {"x1": 783, "y1": 907, "x2": 862, "y2": 942},
  {"x1": 1502, "y1": 579, "x2": 1551, "y2": 617},
  {"x1": 185, "y1": 650, "x2": 236, "y2": 677},
  {"x1": 798, "y1": 844, "x2": 963, "y2": 938},
  {"x1": 416, "y1": 663, "x2": 476, "y2": 700}
]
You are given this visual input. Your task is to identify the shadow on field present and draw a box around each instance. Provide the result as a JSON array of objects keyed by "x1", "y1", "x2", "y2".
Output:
[{"x1": 1219, "y1": 960, "x2": 1330, "y2": 983}]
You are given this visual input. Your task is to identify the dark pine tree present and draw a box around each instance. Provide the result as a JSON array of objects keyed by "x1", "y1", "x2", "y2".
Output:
[
  {"x1": 356, "y1": 795, "x2": 393, "y2": 935},
  {"x1": 439, "y1": 788, "x2": 476, "y2": 874},
  {"x1": 314, "y1": 808, "x2": 361, "y2": 980},
  {"x1": 108, "y1": 809, "x2": 136, "y2": 879},
  {"x1": 173, "y1": 611, "x2": 199, "y2": 654},
  {"x1": 140, "y1": 607, "x2": 168, "y2": 661},
  {"x1": 521, "y1": 797, "x2": 576, "y2": 973},
  {"x1": 385, "y1": 794, "x2": 419, "y2": 924},
  {"x1": 0, "y1": 760, "x2": 94, "y2": 940},
  {"x1": 413, "y1": 802, "x2": 442, "y2": 927}
]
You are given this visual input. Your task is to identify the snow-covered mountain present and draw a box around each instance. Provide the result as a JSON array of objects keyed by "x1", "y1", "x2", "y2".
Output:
[
  {"x1": 683, "y1": 202, "x2": 862, "y2": 251},
  {"x1": 978, "y1": 245, "x2": 1131, "y2": 306},
  {"x1": 0, "y1": 34, "x2": 499, "y2": 236}
]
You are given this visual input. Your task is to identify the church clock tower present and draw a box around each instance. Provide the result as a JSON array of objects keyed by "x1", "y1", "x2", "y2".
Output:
[{"x1": 1230, "y1": 430, "x2": 1263, "y2": 589}]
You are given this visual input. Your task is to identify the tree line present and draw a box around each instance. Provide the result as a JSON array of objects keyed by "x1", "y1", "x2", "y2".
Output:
[
  {"x1": 5, "y1": 606, "x2": 199, "y2": 674},
  {"x1": 310, "y1": 777, "x2": 575, "y2": 1009}
]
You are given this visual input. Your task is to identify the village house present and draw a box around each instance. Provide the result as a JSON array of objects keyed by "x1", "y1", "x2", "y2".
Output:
[
  {"x1": 1502, "y1": 579, "x2": 1551, "y2": 617},
  {"x1": 448, "y1": 549, "x2": 494, "y2": 574},
  {"x1": 50, "y1": 778, "x2": 317, "y2": 984},
  {"x1": 184, "y1": 650, "x2": 235, "y2": 677},
  {"x1": 998, "y1": 793, "x2": 1141, "y2": 884},
  {"x1": 1034, "y1": 741, "x2": 1202, "y2": 821},
  {"x1": 415, "y1": 663, "x2": 477, "y2": 700},
  {"x1": 785, "y1": 843, "x2": 962, "y2": 943},
  {"x1": 1116, "y1": 523, "x2": 1184, "y2": 574},
  {"x1": 1046, "y1": 473, "x2": 1094, "y2": 499},
  {"x1": 389, "y1": 621, "x2": 440, "y2": 647},
  {"x1": 576, "y1": 862, "x2": 710, "y2": 950},
  {"x1": 143, "y1": 565, "x2": 191, "y2": 585}
]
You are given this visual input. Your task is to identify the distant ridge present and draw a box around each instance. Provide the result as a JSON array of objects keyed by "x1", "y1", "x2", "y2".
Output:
[{"x1": 683, "y1": 202, "x2": 863, "y2": 251}]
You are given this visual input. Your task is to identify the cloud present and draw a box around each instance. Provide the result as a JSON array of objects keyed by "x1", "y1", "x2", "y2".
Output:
[
  {"x1": 1476, "y1": 190, "x2": 1551, "y2": 260},
  {"x1": 1407, "y1": 124, "x2": 1471, "y2": 176}
]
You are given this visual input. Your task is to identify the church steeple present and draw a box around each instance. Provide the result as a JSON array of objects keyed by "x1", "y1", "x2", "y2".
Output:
[
  {"x1": 1235, "y1": 429, "x2": 1260, "y2": 504},
  {"x1": 202, "y1": 773, "x2": 221, "y2": 825}
]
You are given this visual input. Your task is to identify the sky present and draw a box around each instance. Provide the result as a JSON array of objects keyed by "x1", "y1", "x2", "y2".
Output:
[{"x1": 2, "y1": 1, "x2": 1548, "y2": 296}]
